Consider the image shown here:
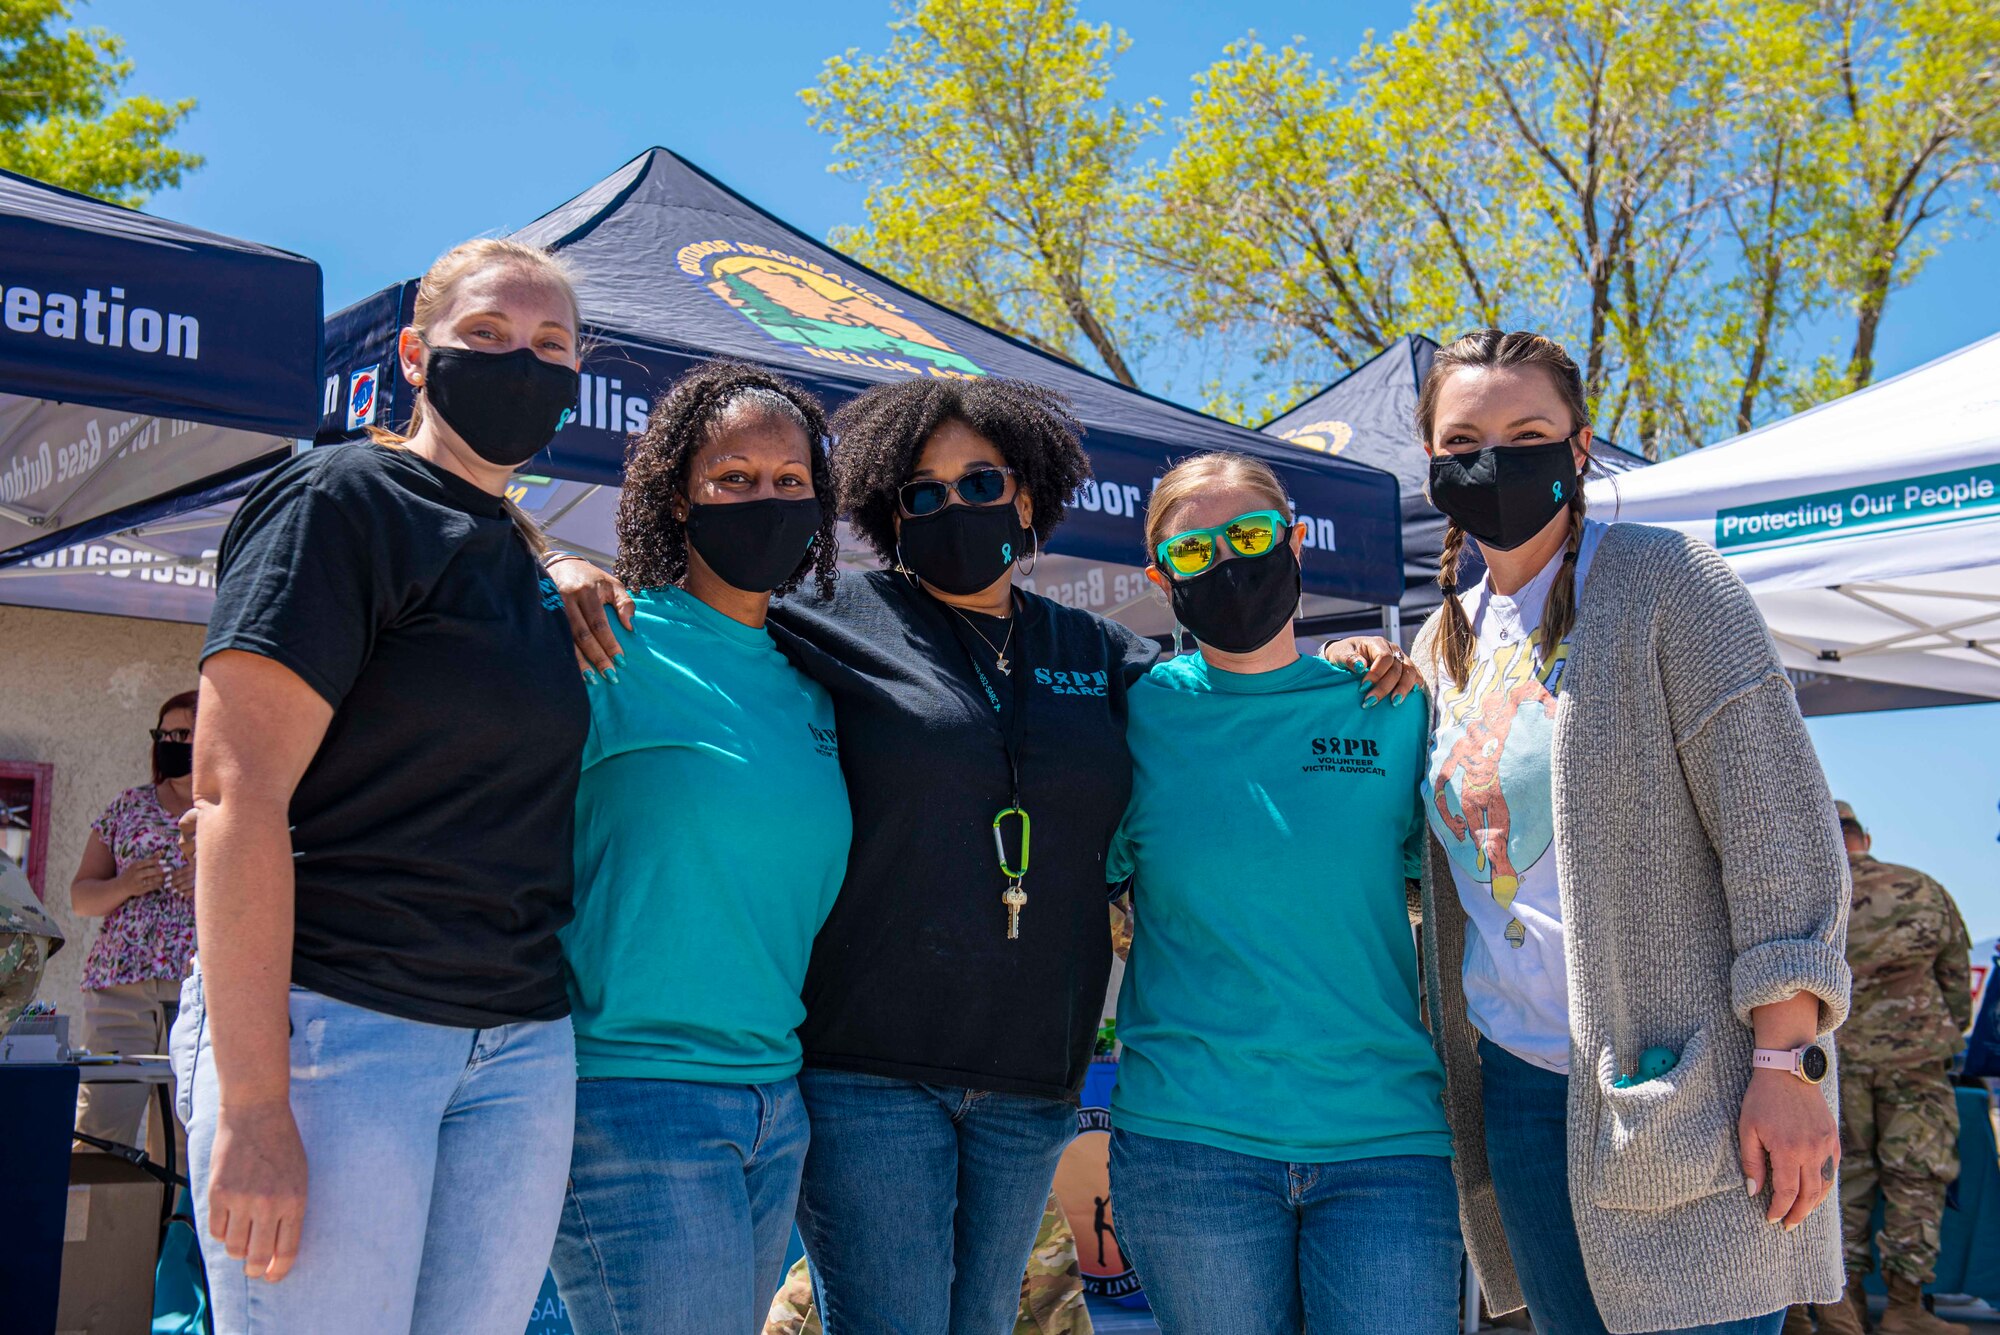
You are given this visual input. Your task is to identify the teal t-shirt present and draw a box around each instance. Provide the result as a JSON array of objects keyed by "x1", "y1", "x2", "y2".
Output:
[
  {"x1": 1107, "y1": 652, "x2": 1451, "y2": 1163},
  {"x1": 563, "y1": 584, "x2": 852, "y2": 1083}
]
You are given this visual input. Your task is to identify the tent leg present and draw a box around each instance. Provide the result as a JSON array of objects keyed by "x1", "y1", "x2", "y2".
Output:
[
  {"x1": 1463, "y1": 1252, "x2": 1482, "y2": 1333},
  {"x1": 1384, "y1": 603, "x2": 1403, "y2": 647}
]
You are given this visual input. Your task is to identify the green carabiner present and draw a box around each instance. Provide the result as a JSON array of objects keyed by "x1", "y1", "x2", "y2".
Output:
[{"x1": 992, "y1": 805, "x2": 1031, "y2": 879}]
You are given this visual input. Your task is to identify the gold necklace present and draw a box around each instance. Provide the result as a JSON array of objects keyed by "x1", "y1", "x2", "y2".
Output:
[{"x1": 949, "y1": 603, "x2": 1016, "y2": 676}]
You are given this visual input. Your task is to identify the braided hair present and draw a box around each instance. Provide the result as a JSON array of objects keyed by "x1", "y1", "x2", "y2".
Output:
[
  {"x1": 1418, "y1": 329, "x2": 1593, "y2": 687},
  {"x1": 614, "y1": 361, "x2": 839, "y2": 598}
]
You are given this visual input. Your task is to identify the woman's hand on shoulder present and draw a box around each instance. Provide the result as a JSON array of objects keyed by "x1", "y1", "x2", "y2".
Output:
[
  {"x1": 1318, "y1": 635, "x2": 1422, "y2": 706},
  {"x1": 1739, "y1": 1066, "x2": 1840, "y2": 1229},
  {"x1": 545, "y1": 555, "x2": 634, "y2": 676}
]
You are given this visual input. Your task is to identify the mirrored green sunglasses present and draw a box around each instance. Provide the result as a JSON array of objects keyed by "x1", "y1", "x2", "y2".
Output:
[{"x1": 1154, "y1": 509, "x2": 1286, "y2": 578}]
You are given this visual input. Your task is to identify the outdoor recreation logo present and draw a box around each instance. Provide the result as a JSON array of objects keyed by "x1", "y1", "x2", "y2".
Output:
[
  {"x1": 345, "y1": 364, "x2": 379, "y2": 432},
  {"x1": 1277, "y1": 418, "x2": 1354, "y2": 456},
  {"x1": 675, "y1": 239, "x2": 983, "y2": 380}
]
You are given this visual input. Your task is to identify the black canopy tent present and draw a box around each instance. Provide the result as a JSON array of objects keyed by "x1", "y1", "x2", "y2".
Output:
[
  {"x1": 0, "y1": 168, "x2": 322, "y2": 567},
  {"x1": 2, "y1": 148, "x2": 1403, "y2": 632}
]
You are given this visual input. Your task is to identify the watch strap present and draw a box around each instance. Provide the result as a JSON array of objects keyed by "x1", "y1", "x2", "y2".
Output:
[{"x1": 1752, "y1": 1047, "x2": 1800, "y2": 1073}]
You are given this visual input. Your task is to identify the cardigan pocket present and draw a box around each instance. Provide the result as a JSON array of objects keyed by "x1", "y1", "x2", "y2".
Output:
[{"x1": 1586, "y1": 1023, "x2": 1743, "y2": 1211}]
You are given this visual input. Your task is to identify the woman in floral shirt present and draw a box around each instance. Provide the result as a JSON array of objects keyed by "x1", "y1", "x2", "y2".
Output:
[{"x1": 69, "y1": 688, "x2": 198, "y2": 1150}]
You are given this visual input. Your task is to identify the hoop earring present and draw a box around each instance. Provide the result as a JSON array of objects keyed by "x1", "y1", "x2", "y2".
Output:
[
  {"x1": 1019, "y1": 527, "x2": 1040, "y2": 577},
  {"x1": 894, "y1": 543, "x2": 920, "y2": 591}
]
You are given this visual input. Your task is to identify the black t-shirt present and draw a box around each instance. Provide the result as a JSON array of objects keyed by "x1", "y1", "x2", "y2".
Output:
[
  {"x1": 204, "y1": 444, "x2": 589, "y2": 1027},
  {"x1": 769, "y1": 570, "x2": 1159, "y2": 1101}
]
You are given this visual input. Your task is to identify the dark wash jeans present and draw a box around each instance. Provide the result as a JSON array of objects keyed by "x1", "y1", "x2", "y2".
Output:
[
  {"x1": 1478, "y1": 1037, "x2": 1786, "y2": 1335},
  {"x1": 548, "y1": 1075, "x2": 809, "y2": 1335},
  {"x1": 1108, "y1": 1127, "x2": 1462, "y2": 1334},
  {"x1": 793, "y1": 1067, "x2": 1077, "y2": 1335}
]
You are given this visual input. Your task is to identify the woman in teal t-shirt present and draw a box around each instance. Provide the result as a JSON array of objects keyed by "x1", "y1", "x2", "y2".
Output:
[
  {"x1": 1105, "y1": 452, "x2": 1459, "y2": 1334},
  {"x1": 544, "y1": 363, "x2": 852, "y2": 1335}
]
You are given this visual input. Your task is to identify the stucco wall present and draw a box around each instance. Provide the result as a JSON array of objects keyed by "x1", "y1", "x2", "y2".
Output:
[{"x1": 0, "y1": 604, "x2": 205, "y2": 1024}]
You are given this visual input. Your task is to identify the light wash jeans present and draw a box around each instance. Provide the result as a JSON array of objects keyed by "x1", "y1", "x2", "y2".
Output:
[
  {"x1": 1108, "y1": 1127, "x2": 1463, "y2": 1334},
  {"x1": 793, "y1": 1067, "x2": 1078, "y2": 1335},
  {"x1": 549, "y1": 1075, "x2": 810, "y2": 1335},
  {"x1": 171, "y1": 962, "x2": 576, "y2": 1335}
]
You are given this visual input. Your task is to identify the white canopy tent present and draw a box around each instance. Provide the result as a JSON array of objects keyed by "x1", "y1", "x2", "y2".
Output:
[{"x1": 1586, "y1": 332, "x2": 2000, "y2": 703}]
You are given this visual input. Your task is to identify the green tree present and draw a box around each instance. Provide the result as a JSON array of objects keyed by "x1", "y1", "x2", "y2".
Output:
[
  {"x1": 0, "y1": 0, "x2": 201, "y2": 207},
  {"x1": 801, "y1": 0, "x2": 1157, "y2": 386},
  {"x1": 1819, "y1": 0, "x2": 2000, "y2": 390}
]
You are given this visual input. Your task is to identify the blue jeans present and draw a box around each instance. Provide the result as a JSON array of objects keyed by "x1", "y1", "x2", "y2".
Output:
[
  {"x1": 549, "y1": 1075, "x2": 810, "y2": 1335},
  {"x1": 1109, "y1": 1127, "x2": 1462, "y2": 1334},
  {"x1": 170, "y1": 964, "x2": 575, "y2": 1335},
  {"x1": 1479, "y1": 1038, "x2": 1784, "y2": 1335},
  {"x1": 793, "y1": 1067, "x2": 1077, "y2": 1335}
]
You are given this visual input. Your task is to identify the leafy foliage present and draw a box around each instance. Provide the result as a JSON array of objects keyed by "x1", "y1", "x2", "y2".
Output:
[{"x1": 0, "y1": 0, "x2": 201, "y2": 207}]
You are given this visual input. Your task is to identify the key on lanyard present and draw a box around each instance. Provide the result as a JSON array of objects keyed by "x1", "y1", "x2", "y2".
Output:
[{"x1": 993, "y1": 805, "x2": 1031, "y2": 940}]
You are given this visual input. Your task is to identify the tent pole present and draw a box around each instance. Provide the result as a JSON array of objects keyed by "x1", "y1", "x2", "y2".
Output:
[{"x1": 1383, "y1": 603, "x2": 1403, "y2": 645}]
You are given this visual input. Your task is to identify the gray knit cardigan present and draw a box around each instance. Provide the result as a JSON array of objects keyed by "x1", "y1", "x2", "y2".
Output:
[{"x1": 1411, "y1": 522, "x2": 1852, "y2": 1333}]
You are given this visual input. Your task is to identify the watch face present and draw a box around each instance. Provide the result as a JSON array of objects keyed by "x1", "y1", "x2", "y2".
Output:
[{"x1": 1801, "y1": 1045, "x2": 1829, "y2": 1082}]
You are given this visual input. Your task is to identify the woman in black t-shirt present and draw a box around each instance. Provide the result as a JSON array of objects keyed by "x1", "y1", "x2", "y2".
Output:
[{"x1": 171, "y1": 239, "x2": 591, "y2": 1335}]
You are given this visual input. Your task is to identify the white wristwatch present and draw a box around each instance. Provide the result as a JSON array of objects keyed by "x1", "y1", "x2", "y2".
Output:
[{"x1": 1752, "y1": 1042, "x2": 1829, "y2": 1084}]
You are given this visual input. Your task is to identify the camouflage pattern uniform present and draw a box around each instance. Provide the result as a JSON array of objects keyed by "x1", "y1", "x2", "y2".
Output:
[
  {"x1": 1839, "y1": 848, "x2": 1973, "y2": 1286},
  {"x1": 0, "y1": 855, "x2": 64, "y2": 1027},
  {"x1": 764, "y1": 1190, "x2": 1092, "y2": 1335}
]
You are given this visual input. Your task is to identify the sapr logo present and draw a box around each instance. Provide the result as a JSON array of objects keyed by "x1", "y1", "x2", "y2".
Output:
[
  {"x1": 1303, "y1": 735, "x2": 1387, "y2": 776},
  {"x1": 1034, "y1": 667, "x2": 1109, "y2": 697},
  {"x1": 345, "y1": 365, "x2": 379, "y2": 431}
]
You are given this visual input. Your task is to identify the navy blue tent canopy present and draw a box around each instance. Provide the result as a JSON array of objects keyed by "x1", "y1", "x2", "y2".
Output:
[
  {"x1": 0, "y1": 168, "x2": 322, "y2": 565},
  {"x1": 318, "y1": 147, "x2": 1403, "y2": 607},
  {"x1": 1262, "y1": 335, "x2": 1647, "y2": 630}
]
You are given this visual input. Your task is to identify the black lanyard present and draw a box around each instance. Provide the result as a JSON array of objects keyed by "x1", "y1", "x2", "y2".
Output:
[{"x1": 937, "y1": 590, "x2": 1029, "y2": 810}]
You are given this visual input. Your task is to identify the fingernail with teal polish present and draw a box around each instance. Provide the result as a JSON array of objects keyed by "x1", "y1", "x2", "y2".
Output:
[
  {"x1": 1352, "y1": 658, "x2": 1368, "y2": 672},
  {"x1": 1392, "y1": 692, "x2": 1406, "y2": 706},
  {"x1": 1362, "y1": 695, "x2": 1378, "y2": 709},
  {"x1": 583, "y1": 669, "x2": 599, "y2": 685},
  {"x1": 604, "y1": 667, "x2": 621, "y2": 686}
]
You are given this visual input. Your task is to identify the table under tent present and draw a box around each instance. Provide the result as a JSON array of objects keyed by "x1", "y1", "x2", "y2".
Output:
[
  {"x1": 0, "y1": 166, "x2": 322, "y2": 620},
  {"x1": 1260, "y1": 334, "x2": 1649, "y2": 641},
  {"x1": 1, "y1": 147, "x2": 1406, "y2": 643}
]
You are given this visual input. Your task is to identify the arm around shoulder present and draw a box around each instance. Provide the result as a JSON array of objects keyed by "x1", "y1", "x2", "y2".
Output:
[{"x1": 1650, "y1": 534, "x2": 1851, "y2": 1034}]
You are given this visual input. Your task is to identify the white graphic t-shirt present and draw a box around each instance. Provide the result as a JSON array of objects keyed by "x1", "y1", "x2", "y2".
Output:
[{"x1": 1423, "y1": 519, "x2": 1604, "y2": 1073}]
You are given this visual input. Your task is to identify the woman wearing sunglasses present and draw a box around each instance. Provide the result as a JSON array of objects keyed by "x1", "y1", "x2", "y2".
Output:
[
  {"x1": 1413, "y1": 330, "x2": 1846, "y2": 1334},
  {"x1": 1104, "y1": 452, "x2": 1458, "y2": 1334}
]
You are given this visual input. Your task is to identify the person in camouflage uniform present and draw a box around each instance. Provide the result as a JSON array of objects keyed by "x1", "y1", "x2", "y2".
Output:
[
  {"x1": 0, "y1": 855, "x2": 64, "y2": 1027},
  {"x1": 765, "y1": 1189, "x2": 1092, "y2": 1335},
  {"x1": 1826, "y1": 801, "x2": 1973, "y2": 1335}
]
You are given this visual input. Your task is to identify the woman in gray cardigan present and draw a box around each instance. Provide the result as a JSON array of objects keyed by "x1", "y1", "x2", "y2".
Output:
[{"x1": 1412, "y1": 329, "x2": 1850, "y2": 1335}]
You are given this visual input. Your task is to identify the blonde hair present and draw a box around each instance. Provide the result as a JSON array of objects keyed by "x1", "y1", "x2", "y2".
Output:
[
  {"x1": 1417, "y1": 329, "x2": 1593, "y2": 686},
  {"x1": 370, "y1": 238, "x2": 583, "y2": 556},
  {"x1": 1144, "y1": 452, "x2": 1293, "y2": 561}
]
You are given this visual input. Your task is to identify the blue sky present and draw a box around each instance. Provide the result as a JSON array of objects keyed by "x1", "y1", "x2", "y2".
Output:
[{"x1": 83, "y1": 0, "x2": 2000, "y2": 934}]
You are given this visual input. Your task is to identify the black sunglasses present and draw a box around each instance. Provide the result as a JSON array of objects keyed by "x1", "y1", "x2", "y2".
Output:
[
  {"x1": 898, "y1": 466, "x2": 1016, "y2": 518},
  {"x1": 150, "y1": 728, "x2": 192, "y2": 744}
]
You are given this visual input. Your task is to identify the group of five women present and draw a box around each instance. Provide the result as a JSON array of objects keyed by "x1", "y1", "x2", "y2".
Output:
[{"x1": 168, "y1": 236, "x2": 1853, "y2": 1335}]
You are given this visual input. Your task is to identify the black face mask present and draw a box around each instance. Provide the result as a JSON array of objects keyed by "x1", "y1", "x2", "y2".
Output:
[
  {"x1": 1428, "y1": 438, "x2": 1578, "y2": 552},
  {"x1": 898, "y1": 503, "x2": 1025, "y2": 597},
  {"x1": 1168, "y1": 544, "x2": 1302, "y2": 655},
  {"x1": 685, "y1": 497, "x2": 822, "y2": 594},
  {"x1": 153, "y1": 740, "x2": 193, "y2": 781},
  {"x1": 423, "y1": 345, "x2": 580, "y2": 467}
]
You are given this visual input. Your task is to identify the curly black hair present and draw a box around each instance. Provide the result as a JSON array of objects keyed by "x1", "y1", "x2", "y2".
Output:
[
  {"x1": 614, "y1": 361, "x2": 838, "y2": 598},
  {"x1": 829, "y1": 379, "x2": 1091, "y2": 564}
]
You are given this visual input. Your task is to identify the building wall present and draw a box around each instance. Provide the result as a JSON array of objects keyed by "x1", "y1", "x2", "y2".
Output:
[{"x1": 0, "y1": 605, "x2": 205, "y2": 1024}]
